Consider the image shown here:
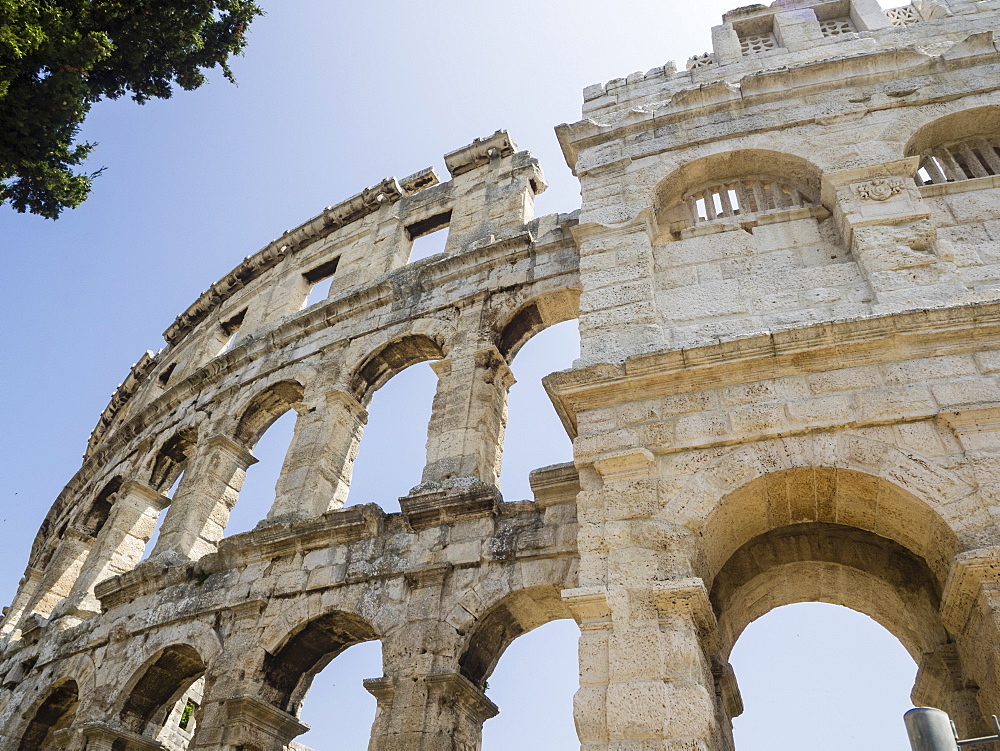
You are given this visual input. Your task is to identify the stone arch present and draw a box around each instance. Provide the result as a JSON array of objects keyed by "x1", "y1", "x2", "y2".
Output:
[
  {"x1": 16, "y1": 679, "x2": 78, "y2": 751},
  {"x1": 905, "y1": 105, "x2": 1000, "y2": 185},
  {"x1": 233, "y1": 379, "x2": 307, "y2": 448},
  {"x1": 149, "y1": 427, "x2": 199, "y2": 492},
  {"x1": 117, "y1": 643, "x2": 207, "y2": 737},
  {"x1": 76, "y1": 476, "x2": 122, "y2": 537},
  {"x1": 653, "y1": 148, "x2": 824, "y2": 232},
  {"x1": 349, "y1": 334, "x2": 446, "y2": 405},
  {"x1": 495, "y1": 289, "x2": 581, "y2": 362},
  {"x1": 662, "y1": 435, "x2": 974, "y2": 586},
  {"x1": 457, "y1": 583, "x2": 573, "y2": 690},
  {"x1": 260, "y1": 610, "x2": 380, "y2": 714},
  {"x1": 710, "y1": 522, "x2": 947, "y2": 660}
]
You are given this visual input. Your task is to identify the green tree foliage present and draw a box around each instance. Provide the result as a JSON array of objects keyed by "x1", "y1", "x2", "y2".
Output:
[{"x1": 0, "y1": 0, "x2": 262, "y2": 219}]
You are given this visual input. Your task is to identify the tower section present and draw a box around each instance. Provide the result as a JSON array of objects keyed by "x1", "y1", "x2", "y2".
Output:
[{"x1": 552, "y1": 0, "x2": 1000, "y2": 747}]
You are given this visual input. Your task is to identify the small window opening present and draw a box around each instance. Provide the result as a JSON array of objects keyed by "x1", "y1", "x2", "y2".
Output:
[
  {"x1": 406, "y1": 211, "x2": 452, "y2": 263},
  {"x1": 302, "y1": 257, "x2": 340, "y2": 310},
  {"x1": 158, "y1": 362, "x2": 178, "y2": 387},
  {"x1": 220, "y1": 308, "x2": 247, "y2": 353},
  {"x1": 178, "y1": 699, "x2": 197, "y2": 730}
]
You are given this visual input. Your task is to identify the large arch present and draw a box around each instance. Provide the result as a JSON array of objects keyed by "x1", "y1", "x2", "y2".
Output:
[
  {"x1": 458, "y1": 584, "x2": 573, "y2": 690},
  {"x1": 118, "y1": 644, "x2": 207, "y2": 738},
  {"x1": 495, "y1": 289, "x2": 580, "y2": 362},
  {"x1": 260, "y1": 610, "x2": 380, "y2": 714},
  {"x1": 710, "y1": 522, "x2": 947, "y2": 661},
  {"x1": 17, "y1": 679, "x2": 79, "y2": 751},
  {"x1": 233, "y1": 379, "x2": 306, "y2": 449},
  {"x1": 349, "y1": 334, "x2": 446, "y2": 405}
]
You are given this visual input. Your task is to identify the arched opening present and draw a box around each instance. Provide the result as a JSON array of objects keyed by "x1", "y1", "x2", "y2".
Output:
[
  {"x1": 77, "y1": 476, "x2": 122, "y2": 537},
  {"x1": 261, "y1": 611, "x2": 380, "y2": 716},
  {"x1": 459, "y1": 585, "x2": 577, "y2": 747},
  {"x1": 346, "y1": 335, "x2": 445, "y2": 511},
  {"x1": 219, "y1": 380, "x2": 305, "y2": 535},
  {"x1": 907, "y1": 105, "x2": 1000, "y2": 185},
  {"x1": 149, "y1": 428, "x2": 198, "y2": 493},
  {"x1": 295, "y1": 640, "x2": 383, "y2": 750},
  {"x1": 730, "y1": 603, "x2": 915, "y2": 750},
  {"x1": 700, "y1": 469, "x2": 984, "y2": 742},
  {"x1": 119, "y1": 644, "x2": 206, "y2": 744},
  {"x1": 18, "y1": 679, "x2": 78, "y2": 751},
  {"x1": 653, "y1": 149, "x2": 825, "y2": 239},
  {"x1": 495, "y1": 291, "x2": 580, "y2": 502},
  {"x1": 481, "y1": 619, "x2": 580, "y2": 749}
]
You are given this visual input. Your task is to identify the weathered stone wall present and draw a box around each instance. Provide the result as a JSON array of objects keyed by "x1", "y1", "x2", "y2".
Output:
[{"x1": 5, "y1": 0, "x2": 1000, "y2": 748}]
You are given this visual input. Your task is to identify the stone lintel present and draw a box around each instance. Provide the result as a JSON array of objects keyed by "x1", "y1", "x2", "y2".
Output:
[
  {"x1": 425, "y1": 672, "x2": 500, "y2": 722},
  {"x1": 941, "y1": 547, "x2": 1000, "y2": 634},
  {"x1": 444, "y1": 130, "x2": 517, "y2": 177},
  {"x1": 219, "y1": 503, "x2": 384, "y2": 562},
  {"x1": 400, "y1": 482, "x2": 501, "y2": 532},
  {"x1": 79, "y1": 721, "x2": 166, "y2": 750},
  {"x1": 593, "y1": 449, "x2": 656, "y2": 481},
  {"x1": 203, "y1": 434, "x2": 259, "y2": 470},
  {"x1": 563, "y1": 586, "x2": 612, "y2": 626},
  {"x1": 222, "y1": 695, "x2": 310, "y2": 746},
  {"x1": 529, "y1": 463, "x2": 581, "y2": 507}
]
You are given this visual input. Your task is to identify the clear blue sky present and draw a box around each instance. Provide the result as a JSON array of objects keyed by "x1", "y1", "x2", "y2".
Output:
[{"x1": 0, "y1": 2, "x2": 918, "y2": 748}]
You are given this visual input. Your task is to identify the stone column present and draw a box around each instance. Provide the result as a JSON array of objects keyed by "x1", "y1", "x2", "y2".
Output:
[
  {"x1": 56, "y1": 481, "x2": 170, "y2": 619},
  {"x1": 824, "y1": 160, "x2": 967, "y2": 313},
  {"x1": 149, "y1": 435, "x2": 258, "y2": 563},
  {"x1": 209, "y1": 696, "x2": 309, "y2": 751},
  {"x1": 20, "y1": 529, "x2": 95, "y2": 621},
  {"x1": 0, "y1": 566, "x2": 43, "y2": 637},
  {"x1": 418, "y1": 346, "x2": 514, "y2": 491},
  {"x1": 367, "y1": 568, "x2": 498, "y2": 750},
  {"x1": 567, "y1": 448, "x2": 732, "y2": 750},
  {"x1": 942, "y1": 548, "x2": 1000, "y2": 723},
  {"x1": 267, "y1": 389, "x2": 368, "y2": 522}
]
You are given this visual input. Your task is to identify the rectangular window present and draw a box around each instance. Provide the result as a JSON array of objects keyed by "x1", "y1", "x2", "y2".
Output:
[
  {"x1": 302, "y1": 257, "x2": 340, "y2": 309},
  {"x1": 406, "y1": 210, "x2": 452, "y2": 263},
  {"x1": 220, "y1": 308, "x2": 247, "y2": 352}
]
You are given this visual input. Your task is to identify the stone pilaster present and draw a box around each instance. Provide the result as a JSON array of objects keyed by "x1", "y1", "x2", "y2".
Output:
[
  {"x1": 149, "y1": 435, "x2": 258, "y2": 563},
  {"x1": 20, "y1": 529, "x2": 95, "y2": 621},
  {"x1": 913, "y1": 643, "x2": 991, "y2": 737},
  {"x1": 365, "y1": 672, "x2": 498, "y2": 751},
  {"x1": 56, "y1": 481, "x2": 170, "y2": 620},
  {"x1": 941, "y1": 547, "x2": 1000, "y2": 721},
  {"x1": 419, "y1": 346, "x2": 514, "y2": 491},
  {"x1": 268, "y1": 389, "x2": 368, "y2": 521},
  {"x1": 0, "y1": 566, "x2": 43, "y2": 637}
]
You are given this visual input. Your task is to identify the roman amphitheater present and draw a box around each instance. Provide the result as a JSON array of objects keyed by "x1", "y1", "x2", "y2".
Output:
[{"x1": 4, "y1": 0, "x2": 1000, "y2": 747}]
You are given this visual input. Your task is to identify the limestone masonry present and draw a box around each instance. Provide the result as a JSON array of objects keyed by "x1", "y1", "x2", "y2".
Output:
[{"x1": 4, "y1": 0, "x2": 1000, "y2": 748}]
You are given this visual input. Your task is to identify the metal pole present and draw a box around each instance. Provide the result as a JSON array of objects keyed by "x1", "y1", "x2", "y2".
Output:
[{"x1": 906, "y1": 708, "x2": 961, "y2": 751}]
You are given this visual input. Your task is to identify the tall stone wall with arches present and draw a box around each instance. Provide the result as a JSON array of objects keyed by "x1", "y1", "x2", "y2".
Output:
[{"x1": 5, "y1": 0, "x2": 1000, "y2": 748}]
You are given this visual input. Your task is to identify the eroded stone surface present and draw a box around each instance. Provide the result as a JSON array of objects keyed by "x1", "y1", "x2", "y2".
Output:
[{"x1": 5, "y1": 1, "x2": 1000, "y2": 748}]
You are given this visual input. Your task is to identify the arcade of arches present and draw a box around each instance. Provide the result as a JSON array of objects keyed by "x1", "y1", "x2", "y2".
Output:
[{"x1": 6, "y1": 1, "x2": 1000, "y2": 749}]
